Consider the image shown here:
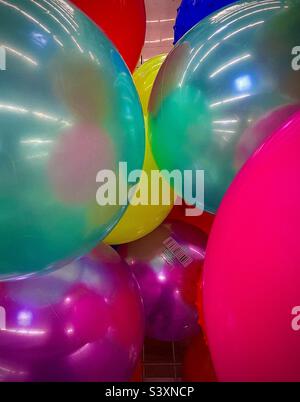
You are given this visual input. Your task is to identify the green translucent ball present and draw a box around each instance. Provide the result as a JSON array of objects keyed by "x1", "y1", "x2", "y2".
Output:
[
  {"x1": 149, "y1": 0, "x2": 300, "y2": 213},
  {"x1": 0, "y1": 0, "x2": 145, "y2": 278}
]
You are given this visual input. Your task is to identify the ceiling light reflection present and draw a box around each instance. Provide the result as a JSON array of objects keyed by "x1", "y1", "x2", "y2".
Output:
[
  {"x1": 147, "y1": 18, "x2": 175, "y2": 23},
  {"x1": 235, "y1": 74, "x2": 253, "y2": 91},
  {"x1": 210, "y1": 93, "x2": 251, "y2": 108},
  {"x1": 209, "y1": 54, "x2": 251, "y2": 78},
  {"x1": 223, "y1": 20, "x2": 264, "y2": 41},
  {"x1": 213, "y1": 119, "x2": 239, "y2": 124},
  {"x1": 221, "y1": 1, "x2": 281, "y2": 23},
  {"x1": 42, "y1": 0, "x2": 79, "y2": 30},
  {"x1": 0, "y1": 103, "x2": 71, "y2": 125},
  {"x1": 0, "y1": 327, "x2": 45, "y2": 336}
]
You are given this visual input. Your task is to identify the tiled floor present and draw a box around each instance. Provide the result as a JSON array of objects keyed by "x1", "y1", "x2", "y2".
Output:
[{"x1": 142, "y1": 338, "x2": 188, "y2": 382}]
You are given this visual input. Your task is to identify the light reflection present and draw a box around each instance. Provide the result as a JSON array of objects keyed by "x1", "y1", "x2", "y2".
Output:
[
  {"x1": 51, "y1": 0, "x2": 75, "y2": 18},
  {"x1": 68, "y1": 342, "x2": 92, "y2": 361},
  {"x1": 53, "y1": 35, "x2": 63, "y2": 47},
  {"x1": 192, "y1": 5, "x2": 279, "y2": 76},
  {"x1": 221, "y1": 1, "x2": 282, "y2": 23},
  {"x1": 209, "y1": 54, "x2": 251, "y2": 78},
  {"x1": 0, "y1": 104, "x2": 28, "y2": 113},
  {"x1": 0, "y1": 364, "x2": 27, "y2": 377},
  {"x1": 223, "y1": 20, "x2": 265, "y2": 41},
  {"x1": 66, "y1": 326, "x2": 74, "y2": 336},
  {"x1": 26, "y1": 152, "x2": 49, "y2": 160},
  {"x1": 210, "y1": 93, "x2": 251, "y2": 108},
  {"x1": 213, "y1": 129, "x2": 236, "y2": 134},
  {"x1": 208, "y1": 3, "x2": 281, "y2": 40},
  {"x1": 30, "y1": 0, "x2": 84, "y2": 52},
  {"x1": 41, "y1": 0, "x2": 79, "y2": 30},
  {"x1": 0, "y1": 327, "x2": 45, "y2": 336},
  {"x1": 1, "y1": 44, "x2": 38, "y2": 66},
  {"x1": 179, "y1": 44, "x2": 204, "y2": 87},
  {"x1": 64, "y1": 297, "x2": 71, "y2": 305},
  {"x1": 31, "y1": 31, "x2": 48, "y2": 47},
  {"x1": 0, "y1": 103, "x2": 71, "y2": 125},
  {"x1": 20, "y1": 138, "x2": 53, "y2": 145},
  {"x1": 88, "y1": 51, "x2": 100, "y2": 65},
  {"x1": 17, "y1": 310, "x2": 33, "y2": 327},
  {"x1": 219, "y1": 6, "x2": 282, "y2": 30},
  {"x1": 145, "y1": 37, "x2": 175, "y2": 45},
  {"x1": 47, "y1": 11, "x2": 71, "y2": 34},
  {"x1": 213, "y1": 119, "x2": 239, "y2": 124},
  {"x1": 145, "y1": 39, "x2": 162, "y2": 44},
  {"x1": 158, "y1": 273, "x2": 167, "y2": 282},
  {"x1": 31, "y1": 0, "x2": 48, "y2": 13},
  {"x1": 31, "y1": 0, "x2": 78, "y2": 36},
  {"x1": 210, "y1": 4, "x2": 245, "y2": 23},
  {"x1": 188, "y1": 246, "x2": 206, "y2": 259},
  {"x1": 0, "y1": 0, "x2": 51, "y2": 33},
  {"x1": 71, "y1": 35, "x2": 83, "y2": 53},
  {"x1": 235, "y1": 74, "x2": 253, "y2": 91},
  {"x1": 215, "y1": 0, "x2": 279, "y2": 23},
  {"x1": 0, "y1": 0, "x2": 69, "y2": 49},
  {"x1": 193, "y1": 42, "x2": 220, "y2": 71},
  {"x1": 33, "y1": 111, "x2": 59, "y2": 122},
  {"x1": 147, "y1": 18, "x2": 175, "y2": 23}
]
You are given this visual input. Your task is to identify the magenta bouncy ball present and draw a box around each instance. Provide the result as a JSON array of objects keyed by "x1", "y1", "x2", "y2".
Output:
[
  {"x1": 203, "y1": 110, "x2": 300, "y2": 381},
  {"x1": 118, "y1": 221, "x2": 207, "y2": 342},
  {"x1": 0, "y1": 244, "x2": 144, "y2": 382}
]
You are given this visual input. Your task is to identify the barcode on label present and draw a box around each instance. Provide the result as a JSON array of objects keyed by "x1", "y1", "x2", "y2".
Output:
[{"x1": 163, "y1": 237, "x2": 193, "y2": 268}]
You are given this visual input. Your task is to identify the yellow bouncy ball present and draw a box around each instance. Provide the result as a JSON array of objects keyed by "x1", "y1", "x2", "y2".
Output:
[
  {"x1": 134, "y1": 54, "x2": 166, "y2": 115},
  {"x1": 105, "y1": 55, "x2": 174, "y2": 245}
]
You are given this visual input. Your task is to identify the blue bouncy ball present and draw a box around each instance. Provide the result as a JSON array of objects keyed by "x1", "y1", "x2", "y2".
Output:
[{"x1": 174, "y1": 0, "x2": 236, "y2": 43}]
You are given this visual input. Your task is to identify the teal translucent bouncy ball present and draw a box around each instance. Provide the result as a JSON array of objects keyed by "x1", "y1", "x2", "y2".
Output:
[
  {"x1": 149, "y1": 0, "x2": 300, "y2": 213},
  {"x1": 0, "y1": 0, "x2": 145, "y2": 278}
]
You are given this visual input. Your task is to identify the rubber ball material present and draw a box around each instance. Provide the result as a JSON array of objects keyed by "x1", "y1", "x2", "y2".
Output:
[
  {"x1": 118, "y1": 221, "x2": 207, "y2": 342},
  {"x1": 203, "y1": 110, "x2": 300, "y2": 381},
  {"x1": 71, "y1": 0, "x2": 146, "y2": 72},
  {"x1": 174, "y1": 0, "x2": 235, "y2": 43},
  {"x1": 105, "y1": 55, "x2": 173, "y2": 245},
  {"x1": 0, "y1": 244, "x2": 144, "y2": 382},
  {"x1": 149, "y1": 0, "x2": 300, "y2": 212},
  {"x1": 0, "y1": 0, "x2": 145, "y2": 277}
]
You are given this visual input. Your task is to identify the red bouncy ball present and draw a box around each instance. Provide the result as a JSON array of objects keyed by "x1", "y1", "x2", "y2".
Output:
[
  {"x1": 71, "y1": 0, "x2": 146, "y2": 72},
  {"x1": 167, "y1": 202, "x2": 215, "y2": 235},
  {"x1": 183, "y1": 331, "x2": 217, "y2": 382}
]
